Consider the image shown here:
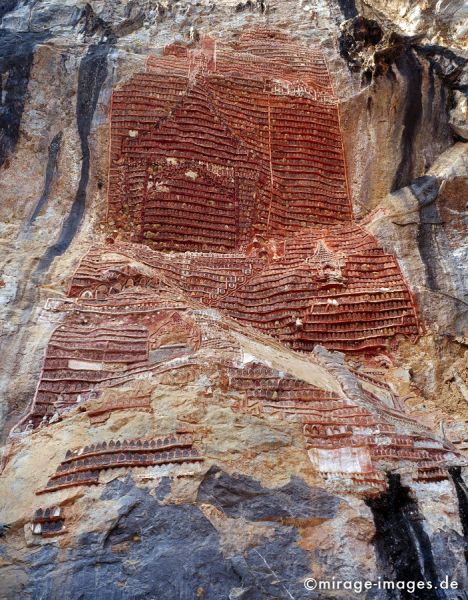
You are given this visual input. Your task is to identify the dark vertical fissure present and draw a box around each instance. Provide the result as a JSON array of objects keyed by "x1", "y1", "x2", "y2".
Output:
[
  {"x1": 411, "y1": 175, "x2": 441, "y2": 290},
  {"x1": 0, "y1": 32, "x2": 43, "y2": 168},
  {"x1": 391, "y1": 50, "x2": 423, "y2": 191},
  {"x1": 449, "y1": 467, "x2": 468, "y2": 564},
  {"x1": 366, "y1": 474, "x2": 444, "y2": 599},
  {"x1": 29, "y1": 131, "x2": 63, "y2": 224},
  {"x1": 34, "y1": 39, "x2": 113, "y2": 275}
]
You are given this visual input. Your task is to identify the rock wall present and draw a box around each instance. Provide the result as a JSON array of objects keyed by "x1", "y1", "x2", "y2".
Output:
[{"x1": 0, "y1": 1, "x2": 466, "y2": 598}]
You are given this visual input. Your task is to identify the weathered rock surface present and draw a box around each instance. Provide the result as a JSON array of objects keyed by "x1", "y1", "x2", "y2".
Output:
[{"x1": 0, "y1": 1, "x2": 467, "y2": 599}]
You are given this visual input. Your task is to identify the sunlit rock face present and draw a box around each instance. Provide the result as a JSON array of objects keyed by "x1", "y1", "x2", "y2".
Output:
[{"x1": 0, "y1": 1, "x2": 466, "y2": 599}]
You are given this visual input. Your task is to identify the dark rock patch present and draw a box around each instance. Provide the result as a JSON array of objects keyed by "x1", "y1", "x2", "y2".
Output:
[
  {"x1": 449, "y1": 467, "x2": 468, "y2": 563},
  {"x1": 411, "y1": 175, "x2": 442, "y2": 290},
  {"x1": 391, "y1": 49, "x2": 423, "y2": 191},
  {"x1": 0, "y1": 31, "x2": 47, "y2": 168},
  {"x1": 19, "y1": 475, "x2": 318, "y2": 599},
  {"x1": 339, "y1": 16, "x2": 404, "y2": 83},
  {"x1": 29, "y1": 131, "x2": 63, "y2": 224},
  {"x1": 336, "y1": 0, "x2": 358, "y2": 20},
  {"x1": 197, "y1": 465, "x2": 340, "y2": 521},
  {"x1": 0, "y1": 0, "x2": 19, "y2": 21},
  {"x1": 366, "y1": 474, "x2": 443, "y2": 599}
]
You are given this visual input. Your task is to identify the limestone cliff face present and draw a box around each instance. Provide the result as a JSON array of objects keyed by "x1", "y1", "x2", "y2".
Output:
[
  {"x1": 0, "y1": 1, "x2": 467, "y2": 599},
  {"x1": 354, "y1": 0, "x2": 467, "y2": 51}
]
